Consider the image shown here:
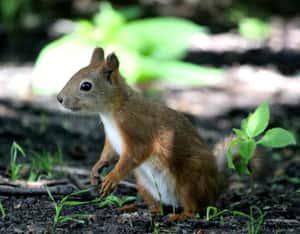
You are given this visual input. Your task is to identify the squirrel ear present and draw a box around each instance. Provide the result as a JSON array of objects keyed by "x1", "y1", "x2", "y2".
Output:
[
  {"x1": 90, "y1": 47, "x2": 104, "y2": 66},
  {"x1": 106, "y1": 52, "x2": 119, "y2": 70}
]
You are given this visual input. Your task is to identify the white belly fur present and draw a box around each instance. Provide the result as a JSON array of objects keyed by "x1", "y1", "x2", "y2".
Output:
[
  {"x1": 99, "y1": 114, "x2": 178, "y2": 206},
  {"x1": 135, "y1": 157, "x2": 179, "y2": 207},
  {"x1": 99, "y1": 113, "x2": 123, "y2": 155}
]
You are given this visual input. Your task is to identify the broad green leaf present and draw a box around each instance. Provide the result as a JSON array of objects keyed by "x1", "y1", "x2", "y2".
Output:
[
  {"x1": 241, "y1": 118, "x2": 248, "y2": 132},
  {"x1": 93, "y1": 2, "x2": 125, "y2": 43},
  {"x1": 233, "y1": 128, "x2": 247, "y2": 139},
  {"x1": 245, "y1": 102, "x2": 269, "y2": 137},
  {"x1": 32, "y1": 36, "x2": 93, "y2": 95},
  {"x1": 258, "y1": 128, "x2": 296, "y2": 148},
  {"x1": 116, "y1": 17, "x2": 207, "y2": 60},
  {"x1": 239, "y1": 17, "x2": 271, "y2": 39},
  {"x1": 136, "y1": 59, "x2": 224, "y2": 85},
  {"x1": 239, "y1": 139, "x2": 256, "y2": 162}
]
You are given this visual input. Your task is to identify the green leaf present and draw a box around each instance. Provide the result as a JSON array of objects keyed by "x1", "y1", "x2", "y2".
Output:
[
  {"x1": 258, "y1": 128, "x2": 296, "y2": 148},
  {"x1": 233, "y1": 128, "x2": 247, "y2": 139},
  {"x1": 32, "y1": 35, "x2": 93, "y2": 95},
  {"x1": 116, "y1": 17, "x2": 207, "y2": 60},
  {"x1": 239, "y1": 139, "x2": 256, "y2": 162},
  {"x1": 245, "y1": 102, "x2": 269, "y2": 137},
  {"x1": 136, "y1": 59, "x2": 224, "y2": 85},
  {"x1": 239, "y1": 17, "x2": 271, "y2": 39}
]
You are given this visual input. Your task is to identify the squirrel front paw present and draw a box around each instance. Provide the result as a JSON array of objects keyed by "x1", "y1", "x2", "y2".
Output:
[
  {"x1": 90, "y1": 161, "x2": 109, "y2": 186},
  {"x1": 99, "y1": 172, "x2": 119, "y2": 198}
]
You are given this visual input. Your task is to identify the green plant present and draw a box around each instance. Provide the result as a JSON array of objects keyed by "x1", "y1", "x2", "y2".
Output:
[
  {"x1": 232, "y1": 206, "x2": 264, "y2": 234},
  {"x1": 206, "y1": 206, "x2": 230, "y2": 223},
  {"x1": 152, "y1": 178, "x2": 164, "y2": 216},
  {"x1": 33, "y1": 2, "x2": 224, "y2": 95},
  {"x1": 153, "y1": 223, "x2": 160, "y2": 234},
  {"x1": 206, "y1": 206, "x2": 264, "y2": 234},
  {"x1": 39, "y1": 113, "x2": 48, "y2": 133},
  {"x1": 0, "y1": 200, "x2": 5, "y2": 219},
  {"x1": 239, "y1": 17, "x2": 271, "y2": 39},
  {"x1": 46, "y1": 188, "x2": 99, "y2": 226},
  {"x1": 9, "y1": 142, "x2": 26, "y2": 181},
  {"x1": 227, "y1": 102, "x2": 296, "y2": 186},
  {"x1": 98, "y1": 194, "x2": 136, "y2": 208},
  {"x1": 30, "y1": 149, "x2": 64, "y2": 179}
]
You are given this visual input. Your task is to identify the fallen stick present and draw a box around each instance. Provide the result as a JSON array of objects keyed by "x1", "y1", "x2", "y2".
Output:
[
  {"x1": 0, "y1": 175, "x2": 68, "y2": 188},
  {"x1": 55, "y1": 165, "x2": 137, "y2": 190},
  {"x1": 265, "y1": 219, "x2": 300, "y2": 225},
  {"x1": 0, "y1": 185, "x2": 75, "y2": 196}
]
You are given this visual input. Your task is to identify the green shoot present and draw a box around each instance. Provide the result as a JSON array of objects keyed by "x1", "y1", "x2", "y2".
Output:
[
  {"x1": 98, "y1": 194, "x2": 136, "y2": 208},
  {"x1": 28, "y1": 159, "x2": 38, "y2": 181},
  {"x1": 153, "y1": 223, "x2": 160, "y2": 234},
  {"x1": 232, "y1": 206, "x2": 264, "y2": 234},
  {"x1": 46, "y1": 188, "x2": 99, "y2": 226},
  {"x1": 151, "y1": 174, "x2": 164, "y2": 215},
  {"x1": 9, "y1": 141, "x2": 26, "y2": 181},
  {"x1": 0, "y1": 200, "x2": 5, "y2": 219},
  {"x1": 206, "y1": 206, "x2": 264, "y2": 234},
  {"x1": 227, "y1": 102, "x2": 296, "y2": 188},
  {"x1": 31, "y1": 149, "x2": 64, "y2": 179},
  {"x1": 39, "y1": 113, "x2": 48, "y2": 133},
  {"x1": 206, "y1": 206, "x2": 229, "y2": 223}
]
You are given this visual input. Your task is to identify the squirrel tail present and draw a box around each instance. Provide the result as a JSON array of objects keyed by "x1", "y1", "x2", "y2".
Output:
[{"x1": 212, "y1": 135, "x2": 263, "y2": 174}]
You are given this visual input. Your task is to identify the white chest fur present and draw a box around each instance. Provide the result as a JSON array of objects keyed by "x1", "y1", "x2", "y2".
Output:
[
  {"x1": 99, "y1": 114, "x2": 123, "y2": 155},
  {"x1": 135, "y1": 157, "x2": 179, "y2": 207}
]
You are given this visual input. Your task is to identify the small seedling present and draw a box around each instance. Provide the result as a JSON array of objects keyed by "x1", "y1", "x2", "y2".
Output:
[
  {"x1": 9, "y1": 142, "x2": 26, "y2": 181},
  {"x1": 153, "y1": 223, "x2": 160, "y2": 234},
  {"x1": 232, "y1": 206, "x2": 264, "y2": 234},
  {"x1": 152, "y1": 174, "x2": 164, "y2": 215},
  {"x1": 206, "y1": 206, "x2": 264, "y2": 234},
  {"x1": 98, "y1": 194, "x2": 136, "y2": 208},
  {"x1": 0, "y1": 200, "x2": 5, "y2": 219},
  {"x1": 206, "y1": 206, "x2": 230, "y2": 223},
  {"x1": 30, "y1": 148, "x2": 64, "y2": 179},
  {"x1": 46, "y1": 188, "x2": 99, "y2": 226},
  {"x1": 39, "y1": 113, "x2": 48, "y2": 133},
  {"x1": 227, "y1": 102, "x2": 296, "y2": 188}
]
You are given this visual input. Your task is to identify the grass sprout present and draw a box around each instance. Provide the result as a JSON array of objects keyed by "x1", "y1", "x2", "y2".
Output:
[
  {"x1": 30, "y1": 148, "x2": 64, "y2": 179},
  {"x1": 98, "y1": 194, "x2": 136, "y2": 208},
  {"x1": 206, "y1": 206, "x2": 264, "y2": 234},
  {"x1": 0, "y1": 200, "x2": 5, "y2": 219},
  {"x1": 151, "y1": 174, "x2": 164, "y2": 215},
  {"x1": 9, "y1": 141, "x2": 26, "y2": 181},
  {"x1": 46, "y1": 188, "x2": 99, "y2": 226}
]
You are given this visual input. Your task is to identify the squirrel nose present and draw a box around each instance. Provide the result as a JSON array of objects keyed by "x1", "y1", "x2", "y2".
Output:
[{"x1": 57, "y1": 95, "x2": 63, "y2": 104}]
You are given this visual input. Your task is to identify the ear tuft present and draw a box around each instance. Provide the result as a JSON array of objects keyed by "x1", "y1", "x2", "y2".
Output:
[
  {"x1": 90, "y1": 47, "x2": 104, "y2": 66},
  {"x1": 106, "y1": 52, "x2": 119, "y2": 70}
]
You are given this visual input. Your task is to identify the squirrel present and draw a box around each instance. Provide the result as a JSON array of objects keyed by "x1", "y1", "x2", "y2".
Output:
[{"x1": 57, "y1": 47, "x2": 234, "y2": 218}]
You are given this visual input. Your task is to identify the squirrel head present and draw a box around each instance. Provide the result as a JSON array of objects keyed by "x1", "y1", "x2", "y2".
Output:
[{"x1": 57, "y1": 47, "x2": 125, "y2": 113}]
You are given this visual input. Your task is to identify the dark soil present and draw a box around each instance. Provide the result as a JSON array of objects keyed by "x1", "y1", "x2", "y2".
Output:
[{"x1": 0, "y1": 99, "x2": 299, "y2": 233}]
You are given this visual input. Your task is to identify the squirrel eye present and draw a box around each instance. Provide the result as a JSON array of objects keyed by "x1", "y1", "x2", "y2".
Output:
[{"x1": 80, "y1": 81, "x2": 92, "y2": 91}]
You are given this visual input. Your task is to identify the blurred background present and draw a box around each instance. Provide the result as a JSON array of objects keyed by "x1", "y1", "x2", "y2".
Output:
[
  {"x1": 1, "y1": 0, "x2": 300, "y2": 113},
  {"x1": 0, "y1": 0, "x2": 300, "y2": 162},
  {"x1": 0, "y1": 0, "x2": 299, "y2": 158}
]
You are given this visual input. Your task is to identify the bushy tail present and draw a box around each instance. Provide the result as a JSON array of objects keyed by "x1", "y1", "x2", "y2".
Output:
[{"x1": 212, "y1": 135, "x2": 263, "y2": 174}]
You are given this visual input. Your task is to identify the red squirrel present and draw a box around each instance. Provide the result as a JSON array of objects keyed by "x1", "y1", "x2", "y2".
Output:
[{"x1": 57, "y1": 48, "x2": 232, "y2": 217}]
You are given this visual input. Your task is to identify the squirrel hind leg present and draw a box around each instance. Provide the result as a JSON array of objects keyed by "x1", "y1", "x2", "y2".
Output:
[
  {"x1": 177, "y1": 175, "x2": 219, "y2": 215},
  {"x1": 136, "y1": 179, "x2": 161, "y2": 214}
]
